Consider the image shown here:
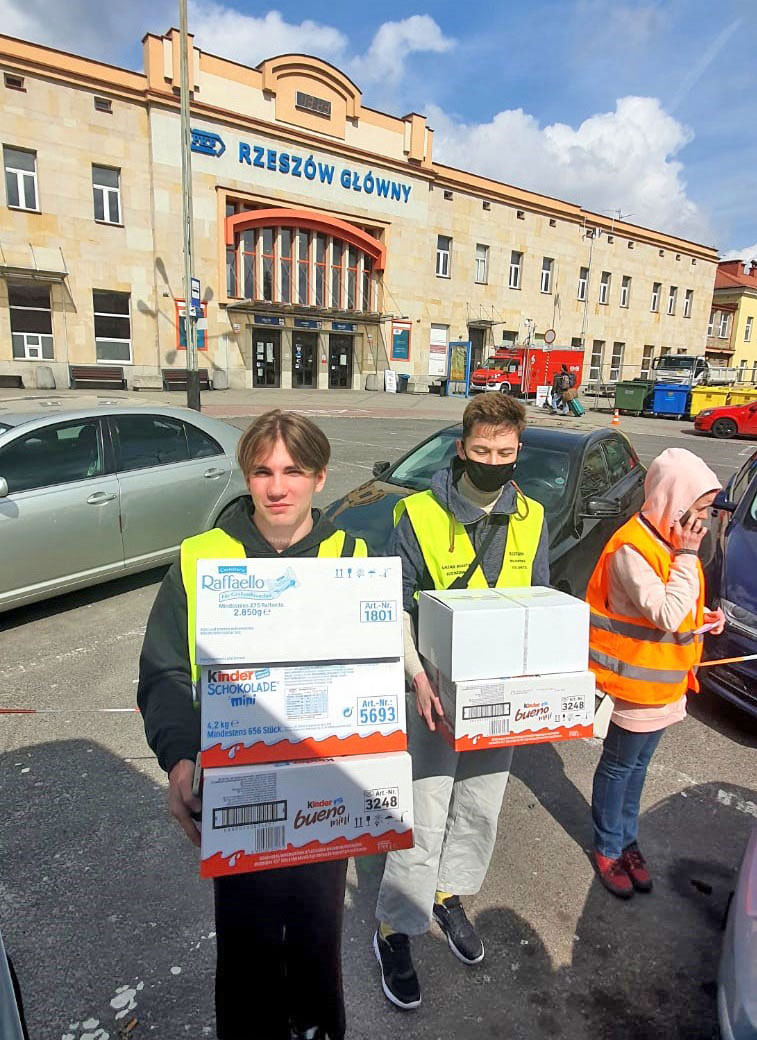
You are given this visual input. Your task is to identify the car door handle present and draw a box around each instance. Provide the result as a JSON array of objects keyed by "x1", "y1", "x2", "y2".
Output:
[
  {"x1": 87, "y1": 491, "x2": 116, "y2": 504},
  {"x1": 203, "y1": 467, "x2": 227, "y2": 478}
]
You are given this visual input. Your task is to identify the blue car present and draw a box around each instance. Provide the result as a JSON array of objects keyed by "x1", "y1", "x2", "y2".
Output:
[{"x1": 703, "y1": 449, "x2": 757, "y2": 717}]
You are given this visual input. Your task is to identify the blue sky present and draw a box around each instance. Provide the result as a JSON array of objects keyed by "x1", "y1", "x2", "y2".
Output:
[{"x1": 3, "y1": 0, "x2": 755, "y2": 255}]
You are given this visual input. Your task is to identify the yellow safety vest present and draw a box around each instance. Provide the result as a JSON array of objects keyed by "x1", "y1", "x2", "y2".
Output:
[
  {"x1": 180, "y1": 527, "x2": 368, "y2": 683},
  {"x1": 394, "y1": 488, "x2": 544, "y2": 591}
]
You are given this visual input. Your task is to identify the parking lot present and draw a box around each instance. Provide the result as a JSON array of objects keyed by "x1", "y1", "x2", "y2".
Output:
[{"x1": 1, "y1": 392, "x2": 756, "y2": 1040}]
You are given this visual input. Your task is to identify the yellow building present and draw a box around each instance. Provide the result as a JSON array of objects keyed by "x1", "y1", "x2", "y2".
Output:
[
  {"x1": 706, "y1": 260, "x2": 757, "y2": 382},
  {"x1": 0, "y1": 29, "x2": 719, "y2": 391}
]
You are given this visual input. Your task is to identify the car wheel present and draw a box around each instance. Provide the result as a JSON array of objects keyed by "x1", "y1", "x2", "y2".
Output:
[
  {"x1": 712, "y1": 418, "x2": 737, "y2": 439},
  {"x1": 498, "y1": 383, "x2": 510, "y2": 395}
]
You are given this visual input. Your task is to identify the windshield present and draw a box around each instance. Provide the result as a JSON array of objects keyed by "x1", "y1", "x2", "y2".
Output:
[
  {"x1": 386, "y1": 430, "x2": 572, "y2": 510},
  {"x1": 655, "y1": 357, "x2": 696, "y2": 370},
  {"x1": 0, "y1": 422, "x2": 11, "y2": 433},
  {"x1": 482, "y1": 359, "x2": 518, "y2": 372}
]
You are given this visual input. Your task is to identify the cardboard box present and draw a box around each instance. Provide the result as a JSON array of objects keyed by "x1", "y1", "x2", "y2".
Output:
[
  {"x1": 418, "y1": 589, "x2": 527, "y2": 681},
  {"x1": 499, "y1": 587, "x2": 589, "y2": 675},
  {"x1": 200, "y1": 752, "x2": 414, "y2": 878},
  {"x1": 433, "y1": 669, "x2": 595, "y2": 751},
  {"x1": 195, "y1": 557, "x2": 403, "y2": 665},
  {"x1": 200, "y1": 660, "x2": 407, "y2": 766}
]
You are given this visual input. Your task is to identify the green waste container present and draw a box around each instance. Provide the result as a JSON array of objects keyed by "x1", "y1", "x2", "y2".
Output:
[{"x1": 614, "y1": 380, "x2": 653, "y2": 415}]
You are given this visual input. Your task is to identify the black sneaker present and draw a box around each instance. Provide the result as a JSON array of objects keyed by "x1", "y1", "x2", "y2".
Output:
[
  {"x1": 290, "y1": 1028, "x2": 324, "y2": 1039},
  {"x1": 373, "y1": 930, "x2": 421, "y2": 1010},
  {"x1": 432, "y1": 896, "x2": 484, "y2": 965}
]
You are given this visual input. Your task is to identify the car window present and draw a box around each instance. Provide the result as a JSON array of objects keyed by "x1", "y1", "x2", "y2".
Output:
[
  {"x1": 389, "y1": 431, "x2": 459, "y2": 489},
  {"x1": 0, "y1": 419, "x2": 103, "y2": 494},
  {"x1": 0, "y1": 421, "x2": 11, "y2": 433},
  {"x1": 185, "y1": 421, "x2": 223, "y2": 460},
  {"x1": 113, "y1": 414, "x2": 190, "y2": 472},
  {"x1": 602, "y1": 437, "x2": 637, "y2": 485},
  {"x1": 730, "y1": 456, "x2": 757, "y2": 505},
  {"x1": 579, "y1": 444, "x2": 611, "y2": 501}
]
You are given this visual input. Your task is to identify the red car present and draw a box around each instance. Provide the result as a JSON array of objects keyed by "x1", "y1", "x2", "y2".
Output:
[{"x1": 694, "y1": 397, "x2": 757, "y2": 439}]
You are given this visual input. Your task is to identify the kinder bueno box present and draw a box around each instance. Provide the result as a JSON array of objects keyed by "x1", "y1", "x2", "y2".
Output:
[
  {"x1": 498, "y1": 587, "x2": 589, "y2": 675},
  {"x1": 200, "y1": 660, "x2": 406, "y2": 766},
  {"x1": 200, "y1": 751, "x2": 414, "y2": 878},
  {"x1": 195, "y1": 557, "x2": 402, "y2": 665},
  {"x1": 431, "y1": 668, "x2": 595, "y2": 751}
]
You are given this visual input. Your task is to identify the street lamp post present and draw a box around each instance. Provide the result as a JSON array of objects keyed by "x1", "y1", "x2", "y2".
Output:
[{"x1": 179, "y1": 0, "x2": 200, "y2": 411}]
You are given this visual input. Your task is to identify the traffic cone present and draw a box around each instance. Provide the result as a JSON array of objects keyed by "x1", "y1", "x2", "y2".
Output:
[{"x1": 611, "y1": 409, "x2": 621, "y2": 427}]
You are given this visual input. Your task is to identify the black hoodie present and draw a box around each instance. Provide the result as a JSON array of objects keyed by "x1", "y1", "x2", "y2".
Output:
[{"x1": 137, "y1": 497, "x2": 344, "y2": 774}]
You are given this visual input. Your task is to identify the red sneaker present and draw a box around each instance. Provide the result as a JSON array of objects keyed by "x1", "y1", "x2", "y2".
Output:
[
  {"x1": 621, "y1": 843, "x2": 653, "y2": 893},
  {"x1": 592, "y1": 850, "x2": 634, "y2": 899}
]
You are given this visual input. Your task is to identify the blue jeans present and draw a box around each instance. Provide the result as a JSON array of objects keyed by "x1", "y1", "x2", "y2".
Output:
[{"x1": 592, "y1": 722, "x2": 665, "y2": 859}]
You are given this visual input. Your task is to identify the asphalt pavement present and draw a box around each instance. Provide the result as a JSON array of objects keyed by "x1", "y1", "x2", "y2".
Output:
[{"x1": 1, "y1": 387, "x2": 755, "y2": 1040}]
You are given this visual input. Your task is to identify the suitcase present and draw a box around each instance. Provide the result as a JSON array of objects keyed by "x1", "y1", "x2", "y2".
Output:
[{"x1": 569, "y1": 397, "x2": 585, "y2": 416}]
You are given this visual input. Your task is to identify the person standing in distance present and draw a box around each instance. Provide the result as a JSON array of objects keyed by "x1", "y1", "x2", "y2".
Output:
[
  {"x1": 137, "y1": 410, "x2": 367, "y2": 1040},
  {"x1": 373, "y1": 392, "x2": 550, "y2": 1009}
]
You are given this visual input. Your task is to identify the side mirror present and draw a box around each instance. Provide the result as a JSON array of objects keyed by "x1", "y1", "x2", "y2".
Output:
[
  {"x1": 372, "y1": 461, "x2": 391, "y2": 478},
  {"x1": 0, "y1": 477, "x2": 7, "y2": 499},
  {"x1": 580, "y1": 496, "x2": 621, "y2": 518},
  {"x1": 713, "y1": 490, "x2": 736, "y2": 513}
]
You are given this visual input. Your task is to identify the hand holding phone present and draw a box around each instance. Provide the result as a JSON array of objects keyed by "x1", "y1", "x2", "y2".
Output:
[{"x1": 671, "y1": 508, "x2": 706, "y2": 552}]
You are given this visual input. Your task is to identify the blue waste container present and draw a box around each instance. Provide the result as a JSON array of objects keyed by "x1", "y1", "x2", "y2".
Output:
[{"x1": 652, "y1": 383, "x2": 691, "y2": 417}]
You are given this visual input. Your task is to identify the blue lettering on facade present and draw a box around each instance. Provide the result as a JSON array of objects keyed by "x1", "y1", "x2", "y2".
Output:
[
  {"x1": 252, "y1": 145, "x2": 265, "y2": 168},
  {"x1": 191, "y1": 129, "x2": 226, "y2": 157},
  {"x1": 239, "y1": 142, "x2": 251, "y2": 165}
]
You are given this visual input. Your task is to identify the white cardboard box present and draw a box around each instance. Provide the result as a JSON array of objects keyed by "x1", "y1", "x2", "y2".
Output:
[
  {"x1": 418, "y1": 589, "x2": 527, "y2": 681},
  {"x1": 195, "y1": 557, "x2": 403, "y2": 665},
  {"x1": 432, "y1": 668, "x2": 595, "y2": 751},
  {"x1": 498, "y1": 587, "x2": 590, "y2": 675},
  {"x1": 200, "y1": 752, "x2": 414, "y2": 878},
  {"x1": 200, "y1": 660, "x2": 407, "y2": 766}
]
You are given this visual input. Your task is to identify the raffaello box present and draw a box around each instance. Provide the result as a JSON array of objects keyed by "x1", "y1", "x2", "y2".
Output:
[
  {"x1": 200, "y1": 751, "x2": 414, "y2": 878},
  {"x1": 200, "y1": 660, "x2": 406, "y2": 766},
  {"x1": 430, "y1": 668, "x2": 595, "y2": 751}
]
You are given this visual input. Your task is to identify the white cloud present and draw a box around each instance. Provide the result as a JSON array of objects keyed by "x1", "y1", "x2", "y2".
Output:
[
  {"x1": 348, "y1": 15, "x2": 454, "y2": 86},
  {"x1": 429, "y1": 95, "x2": 711, "y2": 242},
  {"x1": 188, "y1": 4, "x2": 348, "y2": 66},
  {"x1": 719, "y1": 245, "x2": 757, "y2": 263}
]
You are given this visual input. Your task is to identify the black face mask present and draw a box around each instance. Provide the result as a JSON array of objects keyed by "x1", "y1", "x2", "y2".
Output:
[{"x1": 463, "y1": 456, "x2": 517, "y2": 493}]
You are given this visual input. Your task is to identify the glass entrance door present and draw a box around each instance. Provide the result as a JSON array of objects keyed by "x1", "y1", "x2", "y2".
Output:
[
  {"x1": 252, "y1": 329, "x2": 281, "y2": 387},
  {"x1": 292, "y1": 331, "x2": 316, "y2": 388},
  {"x1": 328, "y1": 334, "x2": 353, "y2": 389}
]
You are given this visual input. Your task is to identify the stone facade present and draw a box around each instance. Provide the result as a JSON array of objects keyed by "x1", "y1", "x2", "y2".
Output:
[{"x1": 0, "y1": 30, "x2": 719, "y2": 391}]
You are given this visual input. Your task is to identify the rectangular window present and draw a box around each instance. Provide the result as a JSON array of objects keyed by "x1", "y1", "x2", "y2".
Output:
[
  {"x1": 362, "y1": 256, "x2": 373, "y2": 311},
  {"x1": 241, "y1": 230, "x2": 256, "y2": 299},
  {"x1": 295, "y1": 91, "x2": 331, "y2": 118},
  {"x1": 640, "y1": 344, "x2": 655, "y2": 379},
  {"x1": 436, "y1": 235, "x2": 451, "y2": 278},
  {"x1": 577, "y1": 266, "x2": 589, "y2": 301},
  {"x1": 94, "y1": 96, "x2": 112, "y2": 113},
  {"x1": 331, "y1": 239, "x2": 342, "y2": 308},
  {"x1": 667, "y1": 286, "x2": 677, "y2": 315},
  {"x1": 262, "y1": 228, "x2": 275, "y2": 302},
  {"x1": 620, "y1": 275, "x2": 631, "y2": 308},
  {"x1": 4, "y1": 145, "x2": 38, "y2": 210},
  {"x1": 540, "y1": 257, "x2": 554, "y2": 294},
  {"x1": 346, "y1": 246, "x2": 358, "y2": 309},
  {"x1": 92, "y1": 165, "x2": 121, "y2": 224},
  {"x1": 589, "y1": 339, "x2": 605, "y2": 383},
  {"x1": 683, "y1": 288, "x2": 693, "y2": 318},
  {"x1": 474, "y1": 243, "x2": 489, "y2": 284},
  {"x1": 226, "y1": 244, "x2": 238, "y2": 297},
  {"x1": 707, "y1": 312, "x2": 714, "y2": 337},
  {"x1": 650, "y1": 282, "x2": 661, "y2": 312},
  {"x1": 9, "y1": 282, "x2": 53, "y2": 359},
  {"x1": 93, "y1": 289, "x2": 131, "y2": 363},
  {"x1": 745, "y1": 316, "x2": 753, "y2": 342},
  {"x1": 719, "y1": 312, "x2": 730, "y2": 338},
  {"x1": 599, "y1": 271, "x2": 611, "y2": 305},
  {"x1": 279, "y1": 228, "x2": 292, "y2": 304},
  {"x1": 297, "y1": 230, "x2": 310, "y2": 306},
  {"x1": 660, "y1": 345, "x2": 671, "y2": 356},
  {"x1": 610, "y1": 341, "x2": 625, "y2": 381},
  {"x1": 509, "y1": 251, "x2": 522, "y2": 290},
  {"x1": 313, "y1": 232, "x2": 326, "y2": 307}
]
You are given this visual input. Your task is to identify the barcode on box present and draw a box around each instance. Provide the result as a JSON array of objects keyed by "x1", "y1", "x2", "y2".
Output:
[
  {"x1": 255, "y1": 826, "x2": 286, "y2": 853},
  {"x1": 213, "y1": 800, "x2": 287, "y2": 829},
  {"x1": 463, "y1": 702, "x2": 510, "y2": 720},
  {"x1": 489, "y1": 718, "x2": 510, "y2": 736}
]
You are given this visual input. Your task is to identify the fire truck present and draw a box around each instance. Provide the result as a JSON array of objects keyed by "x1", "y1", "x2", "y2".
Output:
[{"x1": 470, "y1": 345, "x2": 584, "y2": 396}]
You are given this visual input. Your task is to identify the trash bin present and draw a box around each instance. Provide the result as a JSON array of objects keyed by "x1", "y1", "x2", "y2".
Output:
[
  {"x1": 614, "y1": 380, "x2": 653, "y2": 415},
  {"x1": 397, "y1": 374, "x2": 410, "y2": 393},
  {"x1": 690, "y1": 386, "x2": 731, "y2": 413},
  {"x1": 652, "y1": 383, "x2": 691, "y2": 417},
  {"x1": 726, "y1": 386, "x2": 757, "y2": 407}
]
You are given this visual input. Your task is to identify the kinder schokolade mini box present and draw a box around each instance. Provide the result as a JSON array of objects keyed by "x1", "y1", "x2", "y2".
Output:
[
  {"x1": 195, "y1": 557, "x2": 403, "y2": 666},
  {"x1": 200, "y1": 660, "x2": 407, "y2": 766},
  {"x1": 432, "y1": 668, "x2": 595, "y2": 751},
  {"x1": 200, "y1": 751, "x2": 414, "y2": 878}
]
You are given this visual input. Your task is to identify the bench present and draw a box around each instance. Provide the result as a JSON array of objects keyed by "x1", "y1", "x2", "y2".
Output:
[
  {"x1": 68, "y1": 364, "x2": 126, "y2": 390},
  {"x1": 162, "y1": 367, "x2": 212, "y2": 392},
  {"x1": 0, "y1": 374, "x2": 24, "y2": 389}
]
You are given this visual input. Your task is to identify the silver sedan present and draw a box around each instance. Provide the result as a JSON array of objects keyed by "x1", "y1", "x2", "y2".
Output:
[{"x1": 0, "y1": 396, "x2": 249, "y2": 612}]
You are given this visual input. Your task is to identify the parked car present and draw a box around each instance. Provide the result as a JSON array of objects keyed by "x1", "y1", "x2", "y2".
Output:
[
  {"x1": 0, "y1": 397, "x2": 248, "y2": 612},
  {"x1": 325, "y1": 424, "x2": 646, "y2": 597},
  {"x1": 694, "y1": 398, "x2": 757, "y2": 439},
  {"x1": 718, "y1": 822, "x2": 757, "y2": 1040},
  {"x1": 702, "y1": 449, "x2": 757, "y2": 717}
]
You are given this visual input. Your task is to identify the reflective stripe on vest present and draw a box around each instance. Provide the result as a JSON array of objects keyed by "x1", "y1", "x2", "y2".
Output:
[
  {"x1": 585, "y1": 514, "x2": 705, "y2": 705},
  {"x1": 180, "y1": 527, "x2": 368, "y2": 686},
  {"x1": 393, "y1": 488, "x2": 544, "y2": 591}
]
